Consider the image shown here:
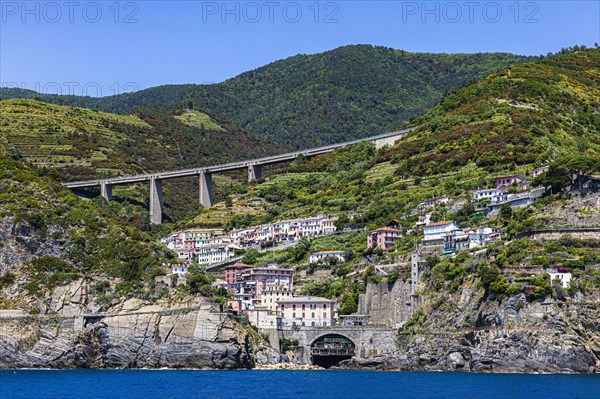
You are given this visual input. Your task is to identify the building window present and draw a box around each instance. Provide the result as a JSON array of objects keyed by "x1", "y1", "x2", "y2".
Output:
[
  {"x1": 302, "y1": 313, "x2": 305, "y2": 318},
  {"x1": 293, "y1": 312, "x2": 296, "y2": 318},
  {"x1": 312, "y1": 312, "x2": 315, "y2": 318},
  {"x1": 292, "y1": 304, "x2": 296, "y2": 310}
]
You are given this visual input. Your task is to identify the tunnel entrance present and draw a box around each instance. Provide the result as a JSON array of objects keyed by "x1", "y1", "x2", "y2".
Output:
[{"x1": 310, "y1": 334, "x2": 355, "y2": 368}]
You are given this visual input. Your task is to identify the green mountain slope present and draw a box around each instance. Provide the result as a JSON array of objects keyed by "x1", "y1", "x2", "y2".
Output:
[
  {"x1": 182, "y1": 49, "x2": 599, "y2": 323},
  {"x1": 386, "y1": 48, "x2": 600, "y2": 176},
  {"x1": 188, "y1": 48, "x2": 599, "y2": 231},
  {"x1": 0, "y1": 99, "x2": 282, "y2": 182},
  {"x1": 1, "y1": 45, "x2": 533, "y2": 149}
]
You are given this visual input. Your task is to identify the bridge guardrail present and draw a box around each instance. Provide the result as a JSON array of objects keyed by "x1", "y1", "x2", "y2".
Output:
[{"x1": 62, "y1": 128, "x2": 415, "y2": 187}]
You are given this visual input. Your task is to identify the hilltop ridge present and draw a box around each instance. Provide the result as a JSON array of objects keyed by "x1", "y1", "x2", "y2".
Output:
[{"x1": 1, "y1": 45, "x2": 533, "y2": 150}]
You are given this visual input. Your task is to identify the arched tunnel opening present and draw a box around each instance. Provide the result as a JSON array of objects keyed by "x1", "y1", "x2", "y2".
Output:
[{"x1": 310, "y1": 334, "x2": 355, "y2": 368}]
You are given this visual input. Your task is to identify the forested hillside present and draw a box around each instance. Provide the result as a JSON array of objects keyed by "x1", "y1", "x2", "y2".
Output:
[
  {"x1": 189, "y1": 48, "x2": 600, "y2": 231},
  {"x1": 1, "y1": 45, "x2": 533, "y2": 149}
]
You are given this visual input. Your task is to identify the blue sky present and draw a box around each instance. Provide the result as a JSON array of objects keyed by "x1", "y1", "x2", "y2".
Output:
[{"x1": 1, "y1": 1, "x2": 599, "y2": 96}]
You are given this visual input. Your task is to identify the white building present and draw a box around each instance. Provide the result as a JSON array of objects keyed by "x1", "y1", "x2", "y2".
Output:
[
  {"x1": 547, "y1": 270, "x2": 572, "y2": 289},
  {"x1": 175, "y1": 248, "x2": 195, "y2": 263},
  {"x1": 444, "y1": 230, "x2": 469, "y2": 252},
  {"x1": 308, "y1": 250, "x2": 345, "y2": 264},
  {"x1": 171, "y1": 265, "x2": 188, "y2": 276},
  {"x1": 197, "y1": 244, "x2": 237, "y2": 265},
  {"x1": 423, "y1": 221, "x2": 460, "y2": 247},
  {"x1": 472, "y1": 188, "x2": 509, "y2": 203},
  {"x1": 467, "y1": 227, "x2": 500, "y2": 249},
  {"x1": 418, "y1": 197, "x2": 450, "y2": 208}
]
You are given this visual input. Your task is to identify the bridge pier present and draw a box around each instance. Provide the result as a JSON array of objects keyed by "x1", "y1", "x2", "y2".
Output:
[
  {"x1": 100, "y1": 183, "x2": 113, "y2": 201},
  {"x1": 149, "y1": 177, "x2": 163, "y2": 224},
  {"x1": 248, "y1": 164, "x2": 262, "y2": 182},
  {"x1": 199, "y1": 171, "x2": 213, "y2": 208}
]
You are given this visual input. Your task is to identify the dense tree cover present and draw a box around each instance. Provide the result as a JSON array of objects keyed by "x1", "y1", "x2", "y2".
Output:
[{"x1": 1, "y1": 45, "x2": 532, "y2": 150}]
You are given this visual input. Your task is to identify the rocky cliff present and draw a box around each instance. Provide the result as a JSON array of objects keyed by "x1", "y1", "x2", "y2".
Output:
[
  {"x1": 0, "y1": 280, "x2": 280, "y2": 369},
  {"x1": 341, "y1": 289, "x2": 600, "y2": 373}
]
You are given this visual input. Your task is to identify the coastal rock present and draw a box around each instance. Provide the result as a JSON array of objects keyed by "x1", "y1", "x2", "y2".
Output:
[
  {"x1": 339, "y1": 291, "x2": 599, "y2": 373},
  {"x1": 254, "y1": 346, "x2": 282, "y2": 365},
  {"x1": 0, "y1": 300, "x2": 256, "y2": 370}
]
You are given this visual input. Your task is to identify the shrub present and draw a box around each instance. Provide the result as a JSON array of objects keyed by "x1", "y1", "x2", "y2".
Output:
[{"x1": 0, "y1": 272, "x2": 16, "y2": 289}]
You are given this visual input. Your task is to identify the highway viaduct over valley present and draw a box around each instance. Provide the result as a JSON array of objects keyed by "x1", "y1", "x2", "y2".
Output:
[{"x1": 62, "y1": 129, "x2": 413, "y2": 224}]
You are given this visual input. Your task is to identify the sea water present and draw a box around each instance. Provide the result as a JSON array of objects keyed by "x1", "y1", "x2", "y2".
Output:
[{"x1": 0, "y1": 369, "x2": 598, "y2": 399}]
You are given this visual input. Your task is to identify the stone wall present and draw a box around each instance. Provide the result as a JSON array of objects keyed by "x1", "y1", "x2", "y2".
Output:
[{"x1": 357, "y1": 279, "x2": 414, "y2": 327}]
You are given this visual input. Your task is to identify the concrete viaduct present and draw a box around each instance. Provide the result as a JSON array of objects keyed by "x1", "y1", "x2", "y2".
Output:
[{"x1": 62, "y1": 128, "x2": 413, "y2": 224}]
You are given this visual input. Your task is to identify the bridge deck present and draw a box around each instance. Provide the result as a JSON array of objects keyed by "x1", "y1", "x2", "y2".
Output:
[{"x1": 62, "y1": 129, "x2": 413, "y2": 188}]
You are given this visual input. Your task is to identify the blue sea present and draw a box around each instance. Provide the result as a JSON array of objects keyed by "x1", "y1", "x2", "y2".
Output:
[{"x1": 0, "y1": 370, "x2": 598, "y2": 399}]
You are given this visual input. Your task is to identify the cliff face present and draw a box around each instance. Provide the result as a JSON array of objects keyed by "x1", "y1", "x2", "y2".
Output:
[
  {"x1": 342, "y1": 288, "x2": 600, "y2": 373},
  {"x1": 0, "y1": 280, "x2": 279, "y2": 369}
]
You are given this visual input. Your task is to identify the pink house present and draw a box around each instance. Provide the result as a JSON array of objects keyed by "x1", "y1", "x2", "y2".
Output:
[
  {"x1": 237, "y1": 266, "x2": 294, "y2": 296},
  {"x1": 367, "y1": 227, "x2": 403, "y2": 250},
  {"x1": 496, "y1": 175, "x2": 525, "y2": 188},
  {"x1": 224, "y1": 263, "x2": 252, "y2": 285},
  {"x1": 226, "y1": 299, "x2": 243, "y2": 315},
  {"x1": 277, "y1": 296, "x2": 336, "y2": 326}
]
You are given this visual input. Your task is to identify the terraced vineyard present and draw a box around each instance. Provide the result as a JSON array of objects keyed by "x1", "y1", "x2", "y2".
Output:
[{"x1": 0, "y1": 100, "x2": 159, "y2": 179}]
